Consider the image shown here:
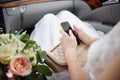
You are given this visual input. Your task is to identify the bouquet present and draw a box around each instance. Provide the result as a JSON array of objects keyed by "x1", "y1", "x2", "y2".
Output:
[{"x1": 0, "y1": 30, "x2": 52, "y2": 80}]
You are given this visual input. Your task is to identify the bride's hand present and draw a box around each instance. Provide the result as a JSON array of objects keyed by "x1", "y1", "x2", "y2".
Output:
[
  {"x1": 60, "y1": 30, "x2": 77, "y2": 56},
  {"x1": 73, "y1": 25, "x2": 99, "y2": 46}
]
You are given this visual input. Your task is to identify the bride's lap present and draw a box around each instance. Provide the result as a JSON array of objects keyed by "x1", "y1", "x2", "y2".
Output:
[{"x1": 30, "y1": 13, "x2": 62, "y2": 51}]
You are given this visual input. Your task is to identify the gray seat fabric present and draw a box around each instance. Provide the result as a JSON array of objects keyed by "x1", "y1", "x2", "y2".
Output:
[
  {"x1": 74, "y1": 1, "x2": 120, "y2": 33},
  {"x1": 3, "y1": 0, "x2": 120, "y2": 33},
  {"x1": 83, "y1": 3, "x2": 120, "y2": 25},
  {"x1": 73, "y1": 0, "x2": 91, "y2": 19},
  {"x1": 3, "y1": 1, "x2": 74, "y2": 33},
  {"x1": 84, "y1": 20, "x2": 113, "y2": 33}
]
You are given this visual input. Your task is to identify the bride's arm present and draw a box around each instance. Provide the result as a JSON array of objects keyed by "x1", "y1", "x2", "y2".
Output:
[
  {"x1": 60, "y1": 30, "x2": 88, "y2": 80},
  {"x1": 96, "y1": 53, "x2": 120, "y2": 80},
  {"x1": 73, "y1": 25, "x2": 99, "y2": 46},
  {"x1": 61, "y1": 29, "x2": 120, "y2": 80},
  {"x1": 65, "y1": 49, "x2": 88, "y2": 80}
]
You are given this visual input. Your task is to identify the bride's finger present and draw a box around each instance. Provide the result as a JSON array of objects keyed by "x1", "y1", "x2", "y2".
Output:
[
  {"x1": 73, "y1": 25, "x2": 79, "y2": 33},
  {"x1": 60, "y1": 30, "x2": 68, "y2": 36},
  {"x1": 69, "y1": 30, "x2": 75, "y2": 38},
  {"x1": 60, "y1": 29, "x2": 63, "y2": 34}
]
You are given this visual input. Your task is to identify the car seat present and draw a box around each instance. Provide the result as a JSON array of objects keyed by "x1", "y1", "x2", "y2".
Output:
[{"x1": 2, "y1": 0, "x2": 120, "y2": 33}]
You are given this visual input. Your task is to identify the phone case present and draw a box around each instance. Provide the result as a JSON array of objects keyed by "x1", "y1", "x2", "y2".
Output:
[{"x1": 61, "y1": 21, "x2": 72, "y2": 34}]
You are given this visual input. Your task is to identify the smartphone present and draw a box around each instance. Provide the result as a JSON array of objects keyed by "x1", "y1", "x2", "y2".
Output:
[
  {"x1": 61, "y1": 21, "x2": 80, "y2": 45},
  {"x1": 61, "y1": 21, "x2": 72, "y2": 34}
]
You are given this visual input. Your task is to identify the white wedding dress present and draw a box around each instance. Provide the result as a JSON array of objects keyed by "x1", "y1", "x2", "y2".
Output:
[
  {"x1": 30, "y1": 10, "x2": 120, "y2": 80},
  {"x1": 30, "y1": 10, "x2": 103, "y2": 52}
]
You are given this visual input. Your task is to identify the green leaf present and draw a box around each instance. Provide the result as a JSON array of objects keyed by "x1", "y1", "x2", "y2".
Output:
[
  {"x1": 8, "y1": 29, "x2": 12, "y2": 34},
  {"x1": 40, "y1": 51, "x2": 47, "y2": 60},
  {"x1": 24, "y1": 40, "x2": 36, "y2": 49},
  {"x1": 36, "y1": 65, "x2": 52, "y2": 76},
  {"x1": 27, "y1": 40, "x2": 36, "y2": 47},
  {"x1": 21, "y1": 40, "x2": 36, "y2": 52},
  {"x1": 29, "y1": 40, "x2": 36, "y2": 44},
  {"x1": 20, "y1": 34, "x2": 29, "y2": 43},
  {"x1": 25, "y1": 73, "x2": 37, "y2": 80},
  {"x1": 36, "y1": 75, "x2": 47, "y2": 80},
  {"x1": 9, "y1": 34, "x2": 12, "y2": 40},
  {"x1": 29, "y1": 57, "x2": 34, "y2": 62},
  {"x1": 14, "y1": 29, "x2": 23, "y2": 35},
  {"x1": 36, "y1": 51, "x2": 42, "y2": 63}
]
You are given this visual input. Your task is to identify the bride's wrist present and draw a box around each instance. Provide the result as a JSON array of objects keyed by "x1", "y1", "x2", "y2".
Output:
[
  {"x1": 65, "y1": 49, "x2": 78, "y2": 63},
  {"x1": 65, "y1": 49, "x2": 76, "y2": 57}
]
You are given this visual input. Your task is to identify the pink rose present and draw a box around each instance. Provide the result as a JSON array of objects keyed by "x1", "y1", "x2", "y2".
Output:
[{"x1": 7, "y1": 55, "x2": 32, "y2": 77}]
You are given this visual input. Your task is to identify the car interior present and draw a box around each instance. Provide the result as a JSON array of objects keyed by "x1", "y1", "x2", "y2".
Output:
[
  {"x1": 0, "y1": 0, "x2": 120, "y2": 80},
  {"x1": 0, "y1": 0, "x2": 120, "y2": 34}
]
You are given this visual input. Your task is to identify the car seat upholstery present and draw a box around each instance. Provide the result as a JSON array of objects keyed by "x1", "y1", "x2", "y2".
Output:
[
  {"x1": 2, "y1": 0, "x2": 120, "y2": 33},
  {"x1": 74, "y1": 0, "x2": 120, "y2": 33},
  {"x1": 3, "y1": 0, "x2": 74, "y2": 33}
]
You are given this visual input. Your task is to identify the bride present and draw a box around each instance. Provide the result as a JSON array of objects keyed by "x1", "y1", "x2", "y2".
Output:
[{"x1": 30, "y1": 10, "x2": 120, "y2": 80}]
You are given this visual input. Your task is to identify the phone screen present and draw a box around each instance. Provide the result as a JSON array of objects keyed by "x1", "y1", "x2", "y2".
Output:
[{"x1": 61, "y1": 21, "x2": 72, "y2": 34}]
